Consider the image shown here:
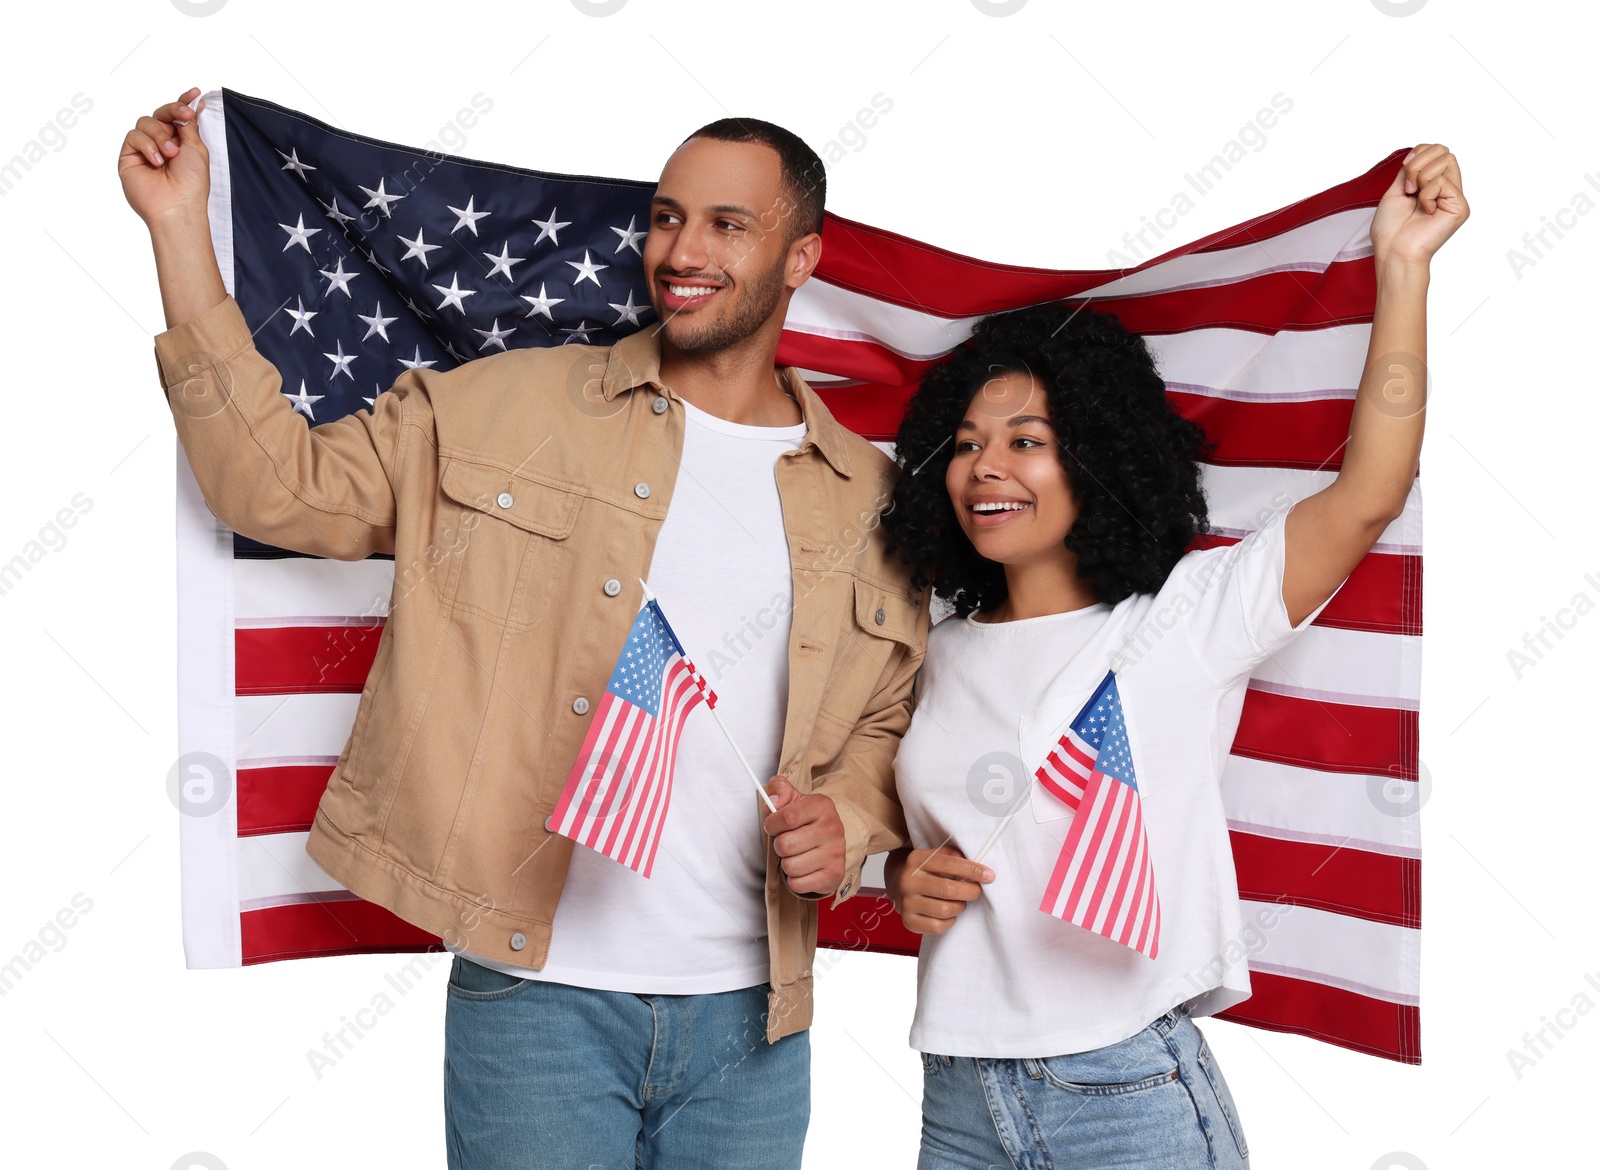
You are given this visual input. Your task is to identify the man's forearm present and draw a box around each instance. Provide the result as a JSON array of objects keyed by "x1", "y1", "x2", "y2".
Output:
[{"x1": 148, "y1": 210, "x2": 227, "y2": 330}]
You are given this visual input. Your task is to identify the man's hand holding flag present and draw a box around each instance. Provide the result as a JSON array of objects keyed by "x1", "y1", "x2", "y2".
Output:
[{"x1": 549, "y1": 580, "x2": 847, "y2": 898}]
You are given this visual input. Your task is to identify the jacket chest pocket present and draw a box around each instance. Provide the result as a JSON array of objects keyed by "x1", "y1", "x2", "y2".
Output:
[
  {"x1": 815, "y1": 575, "x2": 920, "y2": 731},
  {"x1": 438, "y1": 456, "x2": 583, "y2": 630}
]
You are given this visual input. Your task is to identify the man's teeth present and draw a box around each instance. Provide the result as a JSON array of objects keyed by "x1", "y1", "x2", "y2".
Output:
[
  {"x1": 973, "y1": 502, "x2": 1029, "y2": 513},
  {"x1": 669, "y1": 284, "x2": 718, "y2": 298}
]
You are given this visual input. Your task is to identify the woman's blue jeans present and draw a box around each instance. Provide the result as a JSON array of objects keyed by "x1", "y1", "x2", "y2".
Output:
[
  {"x1": 917, "y1": 1009, "x2": 1250, "y2": 1169},
  {"x1": 443, "y1": 955, "x2": 810, "y2": 1169}
]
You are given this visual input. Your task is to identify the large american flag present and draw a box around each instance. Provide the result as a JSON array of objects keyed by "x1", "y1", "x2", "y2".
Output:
[
  {"x1": 175, "y1": 88, "x2": 1420, "y2": 1063},
  {"x1": 547, "y1": 594, "x2": 716, "y2": 878},
  {"x1": 1036, "y1": 671, "x2": 1161, "y2": 960}
]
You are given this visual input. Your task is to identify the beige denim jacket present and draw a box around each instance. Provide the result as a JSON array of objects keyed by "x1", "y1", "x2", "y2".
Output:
[{"x1": 153, "y1": 295, "x2": 929, "y2": 1041}]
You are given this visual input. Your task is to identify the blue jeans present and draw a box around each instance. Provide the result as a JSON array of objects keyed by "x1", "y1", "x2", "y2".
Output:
[
  {"x1": 443, "y1": 956, "x2": 810, "y2": 1169},
  {"x1": 918, "y1": 1010, "x2": 1250, "y2": 1170}
]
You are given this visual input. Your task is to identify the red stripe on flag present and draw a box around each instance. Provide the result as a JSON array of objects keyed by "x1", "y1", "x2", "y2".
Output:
[
  {"x1": 1232, "y1": 688, "x2": 1416, "y2": 778},
  {"x1": 1188, "y1": 535, "x2": 1421, "y2": 636},
  {"x1": 1229, "y1": 831, "x2": 1420, "y2": 928},
  {"x1": 810, "y1": 383, "x2": 915, "y2": 445},
  {"x1": 810, "y1": 149, "x2": 1404, "y2": 317},
  {"x1": 237, "y1": 763, "x2": 332, "y2": 836},
  {"x1": 236, "y1": 623, "x2": 383, "y2": 695},
  {"x1": 241, "y1": 899, "x2": 442, "y2": 964},
  {"x1": 1217, "y1": 969, "x2": 1420, "y2": 1064},
  {"x1": 1086, "y1": 262, "x2": 1377, "y2": 335},
  {"x1": 1169, "y1": 394, "x2": 1357, "y2": 472},
  {"x1": 777, "y1": 331, "x2": 937, "y2": 390},
  {"x1": 814, "y1": 375, "x2": 1387, "y2": 475},
  {"x1": 816, "y1": 895, "x2": 923, "y2": 957}
]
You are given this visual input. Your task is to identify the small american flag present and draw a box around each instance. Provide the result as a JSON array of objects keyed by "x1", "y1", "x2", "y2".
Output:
[
  {"x1": 547, "y1": 594, "x2": 716, "y2": 878},
  {"x1": 1036, "y1": 670, "x2": 1161, "y2": 960}
]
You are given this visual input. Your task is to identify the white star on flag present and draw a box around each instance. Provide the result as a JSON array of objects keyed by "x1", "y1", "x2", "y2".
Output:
[
  {"x1": 322, "y1": 340, "x2": 356, "y2": 381},
  {"x1": 448, "y1": 197, "x2": 491, "y2": 235},
  {"x1": 610, "y1": 215, "x2": 646, "y2": 255},
  {"x1": 357, "y1": 303, "x2": 399, "y2": 343},
  {"x1": 483, "y1": 242, "x2": 525, "y2": 280},
  {"x1": 277, "y1": 148, "x2": 316, "y2": 179},
  {"x1": 521, "y1": 283, "x2": 564, "y2": 320},
  {"x1": 278, "y1": 214, "x2": 321, "y2": 253},
  {"x1": 283, "y1": 379, "x2": 325, "y2": 419},
  {"x1": 319, "y1": 195, "x2": 354, "y2": 227},
  {"x1": 432, "y1": 274, "x2": 478, "y2": 313},
  {"x1": 608, "y1": 290, "x2": 649, "y2": 326},
  {"x1": 319, "y1": 259, "x2": 359, "y2": 297},
  {"x1": 398, "y1": 227, "x2": 442, "y2": 269},
  {"x1": 474, "y1": 319, "x2": 514, "y2": 351},
  {"x1": 567, "y1": 250, "x2": 608, "y2": 288},
  {"x1": 532, "y1": 207, "x2": 571, "y2": 245},
  {"x1": 282, "y1": 297, "x2": 317, "y2": 337},
  {"x1": 358, "y1": 179, "x2": 405, "y2": 218}
]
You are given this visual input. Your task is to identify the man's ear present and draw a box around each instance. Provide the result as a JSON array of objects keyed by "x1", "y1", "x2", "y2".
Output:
[{"x1": 786, "y1": 230, "x2": 823, "y2": 289}]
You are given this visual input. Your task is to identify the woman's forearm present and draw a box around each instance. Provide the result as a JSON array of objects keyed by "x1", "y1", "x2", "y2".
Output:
[{"x1": 1334, "y1": 254, "x2": 1432, "y2": 524}]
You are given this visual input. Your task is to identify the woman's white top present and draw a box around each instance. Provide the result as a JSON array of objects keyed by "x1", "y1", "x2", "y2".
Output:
[{"x1": 895, "y1": 502, "x2": 1343, "y2": 1057}]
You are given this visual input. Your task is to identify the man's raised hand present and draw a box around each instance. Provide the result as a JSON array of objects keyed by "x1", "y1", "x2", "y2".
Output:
[{"x1": 120, "y1": 88, "x2": 211, "y2": 226}]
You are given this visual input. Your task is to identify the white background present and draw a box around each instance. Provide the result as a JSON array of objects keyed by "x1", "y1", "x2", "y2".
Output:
[{"x1": 0, "y1": 1, "x2": 1592, "y2": 1167}]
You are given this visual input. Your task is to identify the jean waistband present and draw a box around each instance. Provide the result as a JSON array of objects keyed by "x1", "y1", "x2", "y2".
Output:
[{"x1": 1150, "y1": 1006, "x2": 1187, "y2": 1037}]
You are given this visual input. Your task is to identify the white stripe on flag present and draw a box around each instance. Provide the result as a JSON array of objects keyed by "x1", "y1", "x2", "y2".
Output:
[
  {"x1": 1239, "y1": 899, "x2": 1419, "y2": 1002},
  {"x1": 235, "y1": 555, "x2": 395, "y2": 621},
  {"x1": 1221, "y1": 755, "x2": 1421, "y2": 857},
  {"x1": 236, "y1": 831, "x2": 343, "y2": 904},
  {"x1": 1147, "y1": 325, "x2": 1374, "y2": 403},
  {"x1": 1080, "y1": 208, "x2": 1374, "y2": 300},
  {"x1": 236, "y1": 693, "x2": 360, "y2": 760}
]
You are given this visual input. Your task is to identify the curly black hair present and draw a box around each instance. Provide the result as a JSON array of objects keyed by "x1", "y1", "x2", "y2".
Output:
[{"x1": 880, "y1": 300, "x2": 1214, "y2": 618}]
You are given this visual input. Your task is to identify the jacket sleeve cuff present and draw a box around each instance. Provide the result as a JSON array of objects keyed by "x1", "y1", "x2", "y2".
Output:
[
  {"x1": 825, "y1": 795, "x2": 874, "y2": 909},
  {"x1": 152, "y1": 294, "x2": 254, "y2": 395}
]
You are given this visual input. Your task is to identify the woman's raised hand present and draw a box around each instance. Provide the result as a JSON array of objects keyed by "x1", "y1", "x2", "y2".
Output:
[{"x1": 1370, "y1": 142, "x2": 1468, "y2": 267}]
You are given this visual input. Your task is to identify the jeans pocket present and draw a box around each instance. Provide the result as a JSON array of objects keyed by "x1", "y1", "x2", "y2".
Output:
[
  {"x1": 446, "y1": 954, "x2": 533, "y2": 1002},
  {"x1": 1196, "y1": 1035, "x2": 1250, "y2": 1160},
  {"x1": 1025, "y1": 1028, "x2": 1180, "y2": 1097}
]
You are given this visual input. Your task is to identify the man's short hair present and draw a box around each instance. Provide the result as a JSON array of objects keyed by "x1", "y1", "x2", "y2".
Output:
[{"x1": 680, "y1": 118, "x2": 826, "y2": 244}]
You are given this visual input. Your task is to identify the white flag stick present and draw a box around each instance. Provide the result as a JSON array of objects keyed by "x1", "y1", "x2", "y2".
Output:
[
  {"x1": 640, "y1": 580, "x2": 778, "y2": 815},
  {"x1": 974, "y1": 779, "x2": 1035, "y2": 864}
]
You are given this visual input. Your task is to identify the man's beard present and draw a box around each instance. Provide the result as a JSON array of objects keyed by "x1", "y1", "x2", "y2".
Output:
[{"x1": 659, "y1": 252, "x2": 787, "y2": 355}]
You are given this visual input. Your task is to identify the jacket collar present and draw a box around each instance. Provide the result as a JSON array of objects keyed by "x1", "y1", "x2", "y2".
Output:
[{"x1": 601, "y1": 326, "x2": 854, "y2": 479}]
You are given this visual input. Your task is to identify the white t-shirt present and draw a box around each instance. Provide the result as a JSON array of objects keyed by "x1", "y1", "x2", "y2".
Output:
[
  {"x1": 453, "y1": 394, "x2": 807, "y2": 993},
  {"x1": 895, "y1": 502, "x2": 1344, "y2": 1057}
]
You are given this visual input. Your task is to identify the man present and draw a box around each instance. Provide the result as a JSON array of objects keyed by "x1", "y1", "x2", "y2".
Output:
[{"x1": 122, "y1": 88, "x2": 929, "y2": 1168}]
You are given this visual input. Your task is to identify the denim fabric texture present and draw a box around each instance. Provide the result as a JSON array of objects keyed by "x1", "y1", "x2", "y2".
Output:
[
  {"x1": 917, "y1": 1010, "x2": 1249, "y2": 1170},
  {"x1": 444, "y1": 956, "x2": 811, "y2": 1169}
]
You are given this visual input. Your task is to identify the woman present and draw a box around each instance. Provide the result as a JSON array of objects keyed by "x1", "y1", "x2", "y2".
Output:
[{"x1": 879, "y1": 145, "x2": 1466, "y2": 1169}]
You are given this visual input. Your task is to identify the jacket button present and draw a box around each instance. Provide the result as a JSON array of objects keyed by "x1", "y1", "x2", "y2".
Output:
[
  {"x1": 603, "y1": 578, "x2": 621, "y2": 596},
  {"x1": 496, "y1": 492, "x2": 514, "y2": 509},
  {"x1": 875, "y1": 608, "x2": 886, "y2": 625},
  {"x1": 652, "y1": 396, "x2": 668, "y2": 414},
  {"x1": 572, "y1": 696, "x2": 590, "y2": 715},
  {"x1": 634, "y1": 482, "x2": 651, "y2": 499},
  {"x1": 509, "y1": 932, "x2": 527, "y2": 951}
]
